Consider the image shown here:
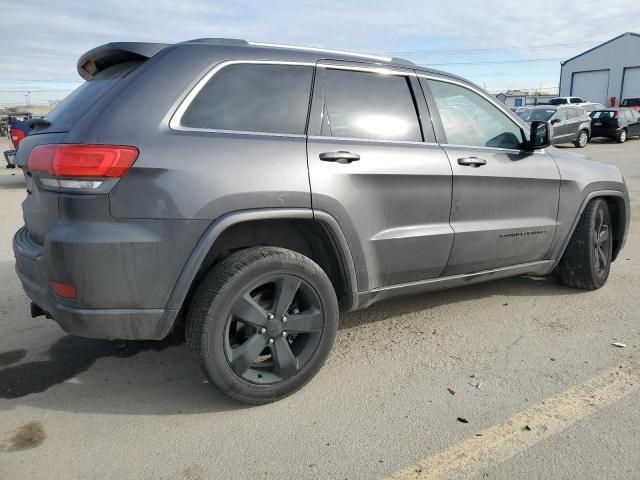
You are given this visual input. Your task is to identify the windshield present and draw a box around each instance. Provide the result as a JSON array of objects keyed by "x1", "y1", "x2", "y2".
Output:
[
  {"x1": 519, "y1": 108, "x2": 556, "y2": 122},
  {"x1": 548, "y1": 98, "x2": 567, "y2": 105},
  {"x1": 621, "y1": 98, "x2": 640, "y2": 106}
]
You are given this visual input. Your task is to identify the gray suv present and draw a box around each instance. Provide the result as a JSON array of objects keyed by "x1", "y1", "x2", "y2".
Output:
[
  {"x1": 519, "y1": 105, "x2": 592, "y2": 147},
  {"x1": 13, "y1": 39, "x2": 630, "y2": 404}
]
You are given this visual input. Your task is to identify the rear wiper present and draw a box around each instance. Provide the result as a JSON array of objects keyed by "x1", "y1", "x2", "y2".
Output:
[{"x1": 26, "y1": 118, "x2": 52, "y2": 128}]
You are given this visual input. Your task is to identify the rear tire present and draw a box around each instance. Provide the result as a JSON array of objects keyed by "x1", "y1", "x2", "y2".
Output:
[
  {"x1": 186, "y1": 247, "x2": 339, "y2": 404},
  {"x1": 616, "y1": 129, "x2": 627, "y2": 143},
  {"x1": 574, "y1": 129, "x2": 589, "y2": 148},
  {"x1": 558, "y1": 198, "x2": 612, "y2": 290}
]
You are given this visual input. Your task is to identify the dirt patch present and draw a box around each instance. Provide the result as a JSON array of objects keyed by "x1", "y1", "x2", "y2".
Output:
[{"x1": 0, "y1": 421, "x2": 46, "y2": 452}]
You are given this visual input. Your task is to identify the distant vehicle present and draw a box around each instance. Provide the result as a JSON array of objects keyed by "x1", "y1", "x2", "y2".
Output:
[
  {"x1": 4, "y1": 112, "x2": 33, "y2": 168},
  {"x1": 620, "y1": 98, "x2": 640, "y2": 112},
  {"x1": 548, "y1": 96, "x2": 585, "y2": 105},
  {"x1": 518, "y1": 105, "x2": 591, "y2": 147},
  {"x1": 510, "y1": 106, "x2": 533, "y2": 114},
  {"x1": 590, "y1": 108, "x2": 640, "y2": 143},
  {"x1": 581, "y1": 102, "x2": 607, "y2": 113}
]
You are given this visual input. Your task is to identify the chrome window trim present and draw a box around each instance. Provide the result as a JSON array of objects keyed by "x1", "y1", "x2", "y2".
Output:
[
  {"x1": 169, "y1": 60, "x2": 316, "y2": 135},
  {"x1": 308, "y1": 135, "x2": 438, "y2": 147},
  {"x1": 440, "y1": 143, "x2": 546, "y2": 155},
  {"x1": 317, "y1": 62, "x2": 411, "y2": 76}
]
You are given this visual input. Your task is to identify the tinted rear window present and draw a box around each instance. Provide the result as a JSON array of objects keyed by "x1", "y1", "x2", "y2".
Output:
[
  {"x1": 44, "y1": 60, "x2": 142, "y2": 132},
  {"x1": 180, "y1": 64, "x2": 313, "y2": 135},
  {"x1": 621, "y1": 98, "x2": 640, "y2": 106},
  {"x1": 591, "y1": 111, "x2": 616, "y2": 119}
]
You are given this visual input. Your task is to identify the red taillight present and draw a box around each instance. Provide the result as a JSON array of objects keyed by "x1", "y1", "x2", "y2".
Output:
[
  {"x1": 11, "y1": 129, "x2": 26, "y2": 149},
  {"x1": 615, "y1": 111, "x2": 621, "y2": 118},
  {"x1": 50, "y1": 280, "x2": 77, "y2": 299},
  {"x1": 28, "y1": 144, "x2": 138, "y2": 178}
]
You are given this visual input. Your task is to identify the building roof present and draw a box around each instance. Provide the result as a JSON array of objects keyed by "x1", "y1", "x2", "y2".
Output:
[{"x1": 562, "y1": 32, "x2": 640, "y2": 65}]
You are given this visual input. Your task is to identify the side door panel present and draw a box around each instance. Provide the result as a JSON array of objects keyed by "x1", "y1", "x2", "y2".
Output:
[
  {"x1": 307, "y1": 63, "x2": 454, "y2": 290},
  {"x1": 419, "y1": 76, "x2": 561, "y2": 275},
  {"x1": 551, "y1": 109, "x2": 570, "y2": 143}
]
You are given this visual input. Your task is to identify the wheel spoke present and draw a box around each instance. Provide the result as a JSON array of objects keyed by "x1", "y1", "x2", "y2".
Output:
[
  {"x1": 271, "y1": 337, "x2": 299, "y2": 379},
  {"x1": 229, "y1": 334, "x2": 268, "y2": 375},
  {"x1": 231, "y1": 293, "x2": 268, "y2": 327},
  {"x1": 273, "y1": 276, "x2": 301, "y2": 316},
  {"x1": 598, "y1": 226, "x2": 609, "y2": 244},
  {"x1": 597, "y1": 247, "x2": 608, "y2": 271},
  {"x1": 595, "y1": 209, "x2": 603, "y2": 233},
  {"x1": 285, "y1": 308, "x2": 323, "y2": 333}
]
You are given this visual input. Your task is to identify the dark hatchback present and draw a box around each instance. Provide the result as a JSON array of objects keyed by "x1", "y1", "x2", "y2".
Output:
[{"x1": 590, "y1": 108, "x2": 640, "y2": 143}]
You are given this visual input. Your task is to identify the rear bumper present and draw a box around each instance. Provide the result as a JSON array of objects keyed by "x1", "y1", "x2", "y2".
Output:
[
  {"x1": 590, "y1": 127, "x2": 621, "y2": 138},
  {"x1": 13, "y1": 223, "x2": 193, "y2": 340}
]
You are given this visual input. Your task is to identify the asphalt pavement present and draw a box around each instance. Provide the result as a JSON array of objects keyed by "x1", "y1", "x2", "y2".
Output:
[{"x1": 0, "y1": 136, "x2": 638, "y2": 479}]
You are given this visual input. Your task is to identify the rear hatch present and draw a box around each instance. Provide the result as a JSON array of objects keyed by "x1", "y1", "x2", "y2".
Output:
[
  {"x1": 590, "y1": 110, "x2": 620, "y2": 129},
  {"x1": 16, "y1": 43, "x2": 166, "y2": 245}
]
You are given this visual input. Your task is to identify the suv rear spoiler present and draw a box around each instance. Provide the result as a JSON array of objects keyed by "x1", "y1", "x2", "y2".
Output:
[{"x1": 77, "y1": 42, "x2": 169, "y2": 80}]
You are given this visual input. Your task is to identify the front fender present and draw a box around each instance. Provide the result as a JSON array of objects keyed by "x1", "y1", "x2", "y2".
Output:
[{"x1": 547, "y1": 147, "x2": 630, "y2": 264}]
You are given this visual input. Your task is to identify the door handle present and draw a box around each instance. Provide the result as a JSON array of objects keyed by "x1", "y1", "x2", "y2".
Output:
[
  {"x1": 457, "y1": 156, "x2": 487, "y2": 167},
  {"x1": 319, "y1": 151, "x2": 360, "y2": 164}
]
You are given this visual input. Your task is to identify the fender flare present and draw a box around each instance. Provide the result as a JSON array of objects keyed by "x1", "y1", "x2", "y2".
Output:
[
  {"x1": 164, "y1": 208, "x2": 359, "y2": 315},
  {"x1": 551, "y1": 189, "x2": 628, "y2": 268}
]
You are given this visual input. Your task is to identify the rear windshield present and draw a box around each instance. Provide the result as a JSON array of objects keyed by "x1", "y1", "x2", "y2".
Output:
[
  {"x1": 44, "y1": 60, "x2": 143, "y2": 132},
  {"x1": 519, "y1": 109, "x2": 556, "y2": 122},
  {"x1": 621, "y1": 98, "x2": 640, "y2": 106},
  {"x1": 590, "y1": 111, "x2": 616, "y2": 119},
  {"x1": 548, "y1": 98, "x2": 567, "y2": 105}
]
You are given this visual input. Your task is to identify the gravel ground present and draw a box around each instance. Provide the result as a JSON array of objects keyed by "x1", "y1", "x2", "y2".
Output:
[{"x1": 0, "y1": 135, "x2": 638, "y2": 479}]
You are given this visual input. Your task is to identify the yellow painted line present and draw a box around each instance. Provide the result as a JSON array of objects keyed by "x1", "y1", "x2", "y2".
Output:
[{"x1": 387, "y1": 365, "x2": 640, "y2": 480}]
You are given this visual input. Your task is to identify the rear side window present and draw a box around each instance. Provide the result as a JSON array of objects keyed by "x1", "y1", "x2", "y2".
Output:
[
  {"x1": 45, "y1": 60, "x2": 143, "y2": 131},
  {"x1": 180, "y1": 64, "x2": 313, "y2": 135},
  {"x1": 570, "y1": 97, "x2": 584, "y2": 104},
  {"x1": 320, "y1": 69, "x2": 422, "y2": 142}
]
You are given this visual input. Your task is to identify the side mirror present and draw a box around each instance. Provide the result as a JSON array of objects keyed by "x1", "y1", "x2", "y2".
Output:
[
  {"x1": 550, "y1": 118, "x2": 560, "y2": 125},
  {"x1": 525, "y1": 121, "x2": 551, "y2": 150}
]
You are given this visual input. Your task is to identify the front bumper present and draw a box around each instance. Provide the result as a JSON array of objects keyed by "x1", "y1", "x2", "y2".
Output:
[{"x1": 13, "y1": 225, "x2": 180, "y2": 340}]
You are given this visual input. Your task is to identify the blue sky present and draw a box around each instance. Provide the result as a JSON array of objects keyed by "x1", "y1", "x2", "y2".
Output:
[{"x1": 1, "y1": 0, "x2": 639, "y2": 105}]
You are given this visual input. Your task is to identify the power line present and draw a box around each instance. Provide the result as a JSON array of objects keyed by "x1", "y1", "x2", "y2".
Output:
[
  {"x1": 387, "y1": 41, "x2": 601, "y2": 56},
  {"x1": 419, "y1": 58, "x2": 563, "y2": 66}
]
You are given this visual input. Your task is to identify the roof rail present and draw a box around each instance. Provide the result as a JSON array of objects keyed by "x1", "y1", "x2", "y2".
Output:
[
  {"x1": 248, "y1": 41, "x2": 409, "y2": 64},
  {"x1": 185, "y1": 38, "x2": 249, "y2": 46}
]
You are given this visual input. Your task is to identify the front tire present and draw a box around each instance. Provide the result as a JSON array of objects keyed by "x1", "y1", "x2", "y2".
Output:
[
  {"x1": 574, "y1": 129, "x2": 589, "y2": 148},
  {"x1": 558, "y1": 198, "x2": 612, "y2": 290},
  {"x1": 616, "y1": 129, "x2": 627, "y2": 143},
  {"x1": 186, "y1": 247, "x2": 339, "y2": 404}
]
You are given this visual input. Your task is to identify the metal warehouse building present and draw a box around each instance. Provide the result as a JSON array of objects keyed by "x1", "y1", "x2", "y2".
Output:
[{"x1": 559, "y1": 32, "x2": 640, "y2": 106}]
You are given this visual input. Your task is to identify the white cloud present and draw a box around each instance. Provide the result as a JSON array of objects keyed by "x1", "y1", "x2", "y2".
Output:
[{"x1": 1, "y1": 0, "x2": 639, "y2": 85}]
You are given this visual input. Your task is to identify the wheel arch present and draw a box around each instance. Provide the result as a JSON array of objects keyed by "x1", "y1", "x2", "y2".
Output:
[
  {"x1": 554, "y1": 190, "x2": 629, "y2": 266},
  {"x1": 164, "y1": 209, "x2": 359, "y2": 329}
]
